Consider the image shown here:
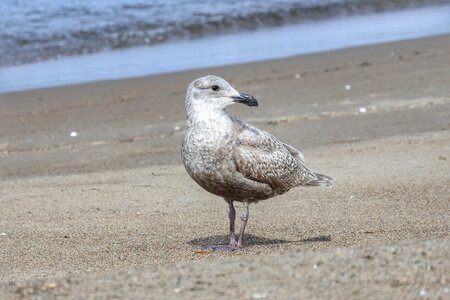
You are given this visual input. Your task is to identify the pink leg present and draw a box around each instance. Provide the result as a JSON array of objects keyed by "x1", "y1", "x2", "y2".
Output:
[
  {"x1": 237, "y1": 201, "x2": 249, "y2": 248},
  {"x1": 228, "y1": 201, "x2": 238, "y2": 247},
  {"x1": 202, "y1": 200, "x2": 239, "y2": 251}
]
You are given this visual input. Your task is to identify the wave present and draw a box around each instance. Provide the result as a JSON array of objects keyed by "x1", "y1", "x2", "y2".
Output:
[{"x1": 0, "y1": 0, "x2": 447, "y2": 67}]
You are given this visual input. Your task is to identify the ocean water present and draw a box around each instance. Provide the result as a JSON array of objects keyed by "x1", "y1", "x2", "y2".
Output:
[
  {"x1": 1, "y1": 0, "x2": 448, "y2": 67},
  {"x1": 0, "y1": 0, "x2": 449, "y2": 92}
]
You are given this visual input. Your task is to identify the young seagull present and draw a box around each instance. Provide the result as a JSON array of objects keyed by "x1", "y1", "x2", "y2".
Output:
[{"x1": 182, "y1": 75, "x2": 333, "y2": 251}]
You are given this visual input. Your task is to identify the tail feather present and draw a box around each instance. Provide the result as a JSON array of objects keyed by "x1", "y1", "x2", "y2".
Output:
[
  {"x1": 305, "y1": 173, "x2": 334, "y2": 187},
  {"x1": 296, "y1": 159, "x2": 334, "y2": 187}
]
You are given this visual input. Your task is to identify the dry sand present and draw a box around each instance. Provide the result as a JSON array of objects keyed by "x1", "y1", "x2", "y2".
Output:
[{"x1": 0, "y1": 34, "x2": 449, "y2": 299}]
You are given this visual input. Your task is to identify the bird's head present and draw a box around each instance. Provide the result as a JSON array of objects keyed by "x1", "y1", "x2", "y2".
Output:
[{"x1": 186, "y1": 75, "x2": 258, "y2": 111}]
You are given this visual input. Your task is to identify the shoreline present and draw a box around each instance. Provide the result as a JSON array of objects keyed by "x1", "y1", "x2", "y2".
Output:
[{"x1": 0, "y1": 34, "x2": 449, "y2": 298}]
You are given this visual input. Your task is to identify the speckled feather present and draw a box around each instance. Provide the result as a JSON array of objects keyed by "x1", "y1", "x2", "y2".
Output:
[{"x1": 182, "y1": 75, "x2": 333, "y2": 203}]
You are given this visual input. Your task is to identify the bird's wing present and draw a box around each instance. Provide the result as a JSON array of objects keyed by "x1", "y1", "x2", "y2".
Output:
[
  {"x1": 232, "y1": 123, "x2": 309, "y2": 192},
  {"x1": 282, "y1": 142, "x2": 305, "y2": 163}
]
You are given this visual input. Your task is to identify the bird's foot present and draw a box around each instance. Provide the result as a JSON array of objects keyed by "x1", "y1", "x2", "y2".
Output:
[
  {"x1": 230, "y1": 238, "x2": 239, "y2": 248},
  {"x1": 202, "y1": 244, "x2": 240, "y2": 252}
]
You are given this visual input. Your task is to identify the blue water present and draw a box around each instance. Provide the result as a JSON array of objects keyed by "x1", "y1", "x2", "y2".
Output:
[
  {"x1": 2, "y1": 0, "x2": 445, "y2": 67},
  {"x1": 0, "y1": 2, "x2": 449, "y2": 93}
]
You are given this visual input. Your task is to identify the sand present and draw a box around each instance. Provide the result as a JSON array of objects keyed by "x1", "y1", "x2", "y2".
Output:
[{"x1": 0, "y1": 34, "x2": 449, "y2": 299}]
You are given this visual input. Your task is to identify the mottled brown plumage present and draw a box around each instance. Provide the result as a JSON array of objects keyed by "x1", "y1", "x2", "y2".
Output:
[{"x1": 182, "y1": 75, "x2": 333, "y2": 250}]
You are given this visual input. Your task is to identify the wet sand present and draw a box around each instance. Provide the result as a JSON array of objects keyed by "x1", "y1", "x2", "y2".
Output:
[{"x1": 0, "y1": 34, "x2": 449, "y2": 298}]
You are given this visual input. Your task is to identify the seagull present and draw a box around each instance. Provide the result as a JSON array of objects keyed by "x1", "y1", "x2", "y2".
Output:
[{"x1": 182, "y1": 75, "x2": 333, "y2": 250}]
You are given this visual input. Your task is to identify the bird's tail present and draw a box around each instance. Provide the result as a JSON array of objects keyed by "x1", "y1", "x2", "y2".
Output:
[
  {"x1": 296, "y1": 160, "x2": 334, "y2": 187},
  {"x1": 305, "y1": 173, "x2": 334, "y2": 187}
]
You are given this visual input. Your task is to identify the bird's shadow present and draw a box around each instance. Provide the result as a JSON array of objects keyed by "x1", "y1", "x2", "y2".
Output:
[{"x1": 188, "y1": 234, "x2": 331, "y2": 247}]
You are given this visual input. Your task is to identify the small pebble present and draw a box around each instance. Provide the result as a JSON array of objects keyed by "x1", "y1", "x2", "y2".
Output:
[
  {"x1": 419, "y1": 289, "x2": 427, "y2": 296},
  {"x1": 174, "y1": 287, "x2": 181, "y2": 293},
  {"x1": 174, "y1": 126, "x2": 181, "y2": 131},
  {"x1": 345, "y1": 84, "x2": 351, "y2": 90},
  {"x1": 349, "y1": 195, "x2": 354, "y2": 199},
  {"x1": 359, "y1": 107, "x2": 367, "y2": 113},
  {"x1": 45, "y1": 281, "x2": 57, "y2": 289},
  {"x1": 252, "y1": 292, "x2": 267, "y2": 299},
  {"x1": 69, "y1": 131, "x2": 78, "y2": 137},
  {"x1": 0, "y1": 232, "x2": 6, "y2": 236},
  {"x1": 294, "y1": 73, "x2": 300, "y2": 79},
  {"x1": 313, "y1": 264, "x2": 318, "y2": 270}
]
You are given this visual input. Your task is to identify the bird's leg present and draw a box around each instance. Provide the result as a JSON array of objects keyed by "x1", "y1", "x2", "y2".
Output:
[
  {"x1": 228, "y1": 201, "x2": 238, "y2": 247},
  {"x1": 237, "y1": 201, "x2": 250, "y2": 248},
  {"x1": 201, "y1": 200, "x2": 239, "y2": 251}
]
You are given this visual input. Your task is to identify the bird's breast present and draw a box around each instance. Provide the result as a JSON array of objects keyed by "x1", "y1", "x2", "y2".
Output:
[{"x1": 182, "y1": 125, "x2": 234, "y2": 177}]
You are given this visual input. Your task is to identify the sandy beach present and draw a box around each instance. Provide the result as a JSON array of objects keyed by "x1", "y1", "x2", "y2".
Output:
[{"x1": 0, "y1": 34, "x2": 449, "y2": 299}]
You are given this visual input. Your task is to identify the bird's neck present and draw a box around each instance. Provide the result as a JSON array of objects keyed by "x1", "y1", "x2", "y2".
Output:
[{"x1": 186, "y1": 105, "x2": 232, "y2": 128}]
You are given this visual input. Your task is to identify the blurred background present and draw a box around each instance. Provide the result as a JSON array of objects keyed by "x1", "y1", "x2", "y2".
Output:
[{"x1": 1, "y1": 0, "x2": 449, "y2": 92}]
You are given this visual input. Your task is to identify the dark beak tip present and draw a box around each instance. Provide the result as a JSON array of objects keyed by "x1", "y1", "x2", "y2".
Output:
[{"x1": 232, "y1": 92, "x2": 259, "y2": 107}]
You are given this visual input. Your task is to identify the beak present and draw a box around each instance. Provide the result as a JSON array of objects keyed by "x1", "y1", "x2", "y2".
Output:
[{"x1": 231, "y1": 92, "x2": 258, "y2": 107}]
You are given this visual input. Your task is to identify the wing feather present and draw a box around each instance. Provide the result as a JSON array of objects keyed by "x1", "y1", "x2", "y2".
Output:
[
  {"x1": 283, "y1": 142, "x2": 305, "y2": 163},
  {"x1": 232, "y1": 122, "x2": 333, "y2": 190},
  {"x1": 232, "y1": 124, "x2": 305, "y2": 193}
]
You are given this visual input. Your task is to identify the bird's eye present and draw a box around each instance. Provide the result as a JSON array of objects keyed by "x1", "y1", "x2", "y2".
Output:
[{"x1": 211, "y1": 85, "x2": 220, "y2": 91}]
